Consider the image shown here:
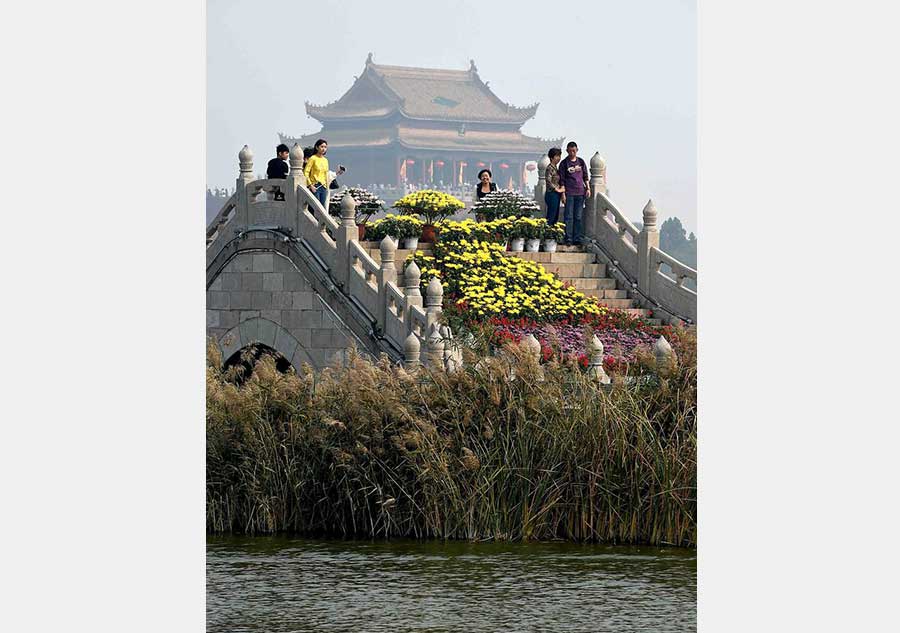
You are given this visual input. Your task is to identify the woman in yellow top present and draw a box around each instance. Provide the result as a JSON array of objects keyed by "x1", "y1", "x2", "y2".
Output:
[{"x1": 304, "y1": 139, "x2": 332, "y2": 208}]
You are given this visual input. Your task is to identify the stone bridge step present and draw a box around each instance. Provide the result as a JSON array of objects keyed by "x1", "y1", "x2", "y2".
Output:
[
  {"x1": 543, "y1": 262, "x2": 607, "y2": 278},
  {"x1": 503, "y1": 251, "x2": 595, "y2": 264},
  {"x1": 564, "y1": 277, "x2": 618, "y2": 290},
  {"x1": 592, "y1": 298, "x2": 638, "y2": 309}
]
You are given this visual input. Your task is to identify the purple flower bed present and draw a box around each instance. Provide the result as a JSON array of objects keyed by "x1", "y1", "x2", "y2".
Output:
[{"x1": 495, "y1": 322, "x2": 658, "y2": 362}]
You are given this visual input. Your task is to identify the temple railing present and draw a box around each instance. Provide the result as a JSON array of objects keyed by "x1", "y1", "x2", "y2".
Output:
[
  {"x1": 534, "y1": 151, "x2": 697, "y2": 324},
  {"x1": 206, "y1": 144, "x2": 458, "y2": 369}
]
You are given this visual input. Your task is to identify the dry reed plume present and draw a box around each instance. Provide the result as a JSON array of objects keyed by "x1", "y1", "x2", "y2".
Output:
[{"x1": 207, "y1": 329, "x2": 697, "y2": 546}]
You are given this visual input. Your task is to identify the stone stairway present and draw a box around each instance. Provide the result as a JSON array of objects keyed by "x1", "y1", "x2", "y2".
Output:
[{"x1": 361, "y1": 242, "x2": 662, "y2": 325}]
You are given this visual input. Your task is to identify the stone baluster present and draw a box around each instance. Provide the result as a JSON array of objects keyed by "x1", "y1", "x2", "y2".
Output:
[
  {"x1": 653, "y1": 335, "x2": 677, "y2": 375},
  {"x1": 535, "y1": 154, "x2": 550, "y2": 215},
  {"x1": 440, "y1": 324, "x2": 460, "y2": 372},
  {"x1": 587, "y1": 153, "x2": 606, "y2": 239},
  {"x1": 236, "y1": 145, "x2": 254, "y2": 229},
  {"x1": 403, "y1": 332, "x2": 421, "y2": 369},
  {"x1": 426, "y1": 323, "x2": 445, "y2": 368},
  {"x1": 403, "y1": 260, "x2": 423, "y2": 350},
  {"x1": 520, "y1": 333, "x2": 543, "y2": 380},
  {"x1": 637, "y1": 199, "x2": 660, "y2": 295},
  {"x1": 425, "y1": 276, "x2": 443, "y2": 334},
  {"x1": 237, "y1": 145, "x2": 254, "y2": 189},
  {"x1": 335, "y1": 193, "x2": 357, "y2": 289},
  {"x1": 378, "y1": 236, "x2": 397, "y2": 331},
  {"x1": 587, "y1": 334, "x2": 611, "y2": 385}
]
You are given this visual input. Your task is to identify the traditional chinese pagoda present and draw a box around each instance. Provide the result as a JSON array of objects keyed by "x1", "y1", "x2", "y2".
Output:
[{"x1": 280, "y1": 54, "x2": 563, "y2": 192}]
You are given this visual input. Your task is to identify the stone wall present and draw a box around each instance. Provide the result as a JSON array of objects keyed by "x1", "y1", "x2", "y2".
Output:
[{"x1": 207, "y1": 250, "x2": 355, "y2": 370}]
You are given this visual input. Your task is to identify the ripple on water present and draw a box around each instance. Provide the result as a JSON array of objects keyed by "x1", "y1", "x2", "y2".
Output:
[{"x1": 207, "y1": 537, "x2": 696, "y2": 633}]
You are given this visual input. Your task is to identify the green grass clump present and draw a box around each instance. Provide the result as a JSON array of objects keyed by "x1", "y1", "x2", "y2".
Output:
[{"x1": 206, "y1": 330, "x2": 696, "y2": 546}]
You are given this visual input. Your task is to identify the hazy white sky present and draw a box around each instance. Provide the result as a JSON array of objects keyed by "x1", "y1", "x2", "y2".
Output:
[{"x1": 207, "y1": 0, "x2": 696, "y2": 232}]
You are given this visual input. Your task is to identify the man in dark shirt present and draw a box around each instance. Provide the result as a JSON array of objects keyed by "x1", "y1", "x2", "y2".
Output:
[
  {"x1": 559, "y1": 141, "x2": 591, "y2": 245},
  {"x1": 266, "y1": 143, "x2": 290, "y2": 200}
]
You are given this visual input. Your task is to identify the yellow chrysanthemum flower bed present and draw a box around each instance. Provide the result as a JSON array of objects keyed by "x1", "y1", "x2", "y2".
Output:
[
  {"x1": 407, "y1": 236, "x2": 605, "y2": 321},
  {"x1": 393, "y1": 189, "x2": 466, "y2": 224}
]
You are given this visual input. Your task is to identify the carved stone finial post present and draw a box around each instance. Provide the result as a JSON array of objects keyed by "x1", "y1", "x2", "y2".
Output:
[
  {"x1": 238, "y1": 145, "x2": 254, "y2": 187},
  {"x1": 284, "y1": 143, "x2": 305, "y2": 215},
  {"x1": 521, "y1": 333, "x2": 541, "y2": 359},
  {"x1": 403, "y1": 332, "x2": 421, "y2": 369},
  {"x1": 520, "y1": 333, "x2": 543, "y2": 380},
  {"x1": 589, "y1": 153, "x2": 607, "y2": 194},
  {"x1": 585, "y1": 152, "x2": 606, "y2": 239},
  {"x1": 535, "y1": 154, "x2": 551, "y2": 213},
  {"x1": 289, "y1": 143, "x2": 303, "y2": 176},
  {"x1": 404, "y1": 260, "x2": 422, "y2": 303},
  {"x1": 653, "y1": 335, "x2": 676, "y2": 375},
  {"x1": 638, "y1": 199, "x2": 661, "y2": 294},
  {"x1": 440, "y1": 324, "x2": 460, "y2": 372},
  {"x1": 426, "y1": 323, "x2": 445, "y2": 368},
  {"x1": 425, "y1": 277, "x2": 443, "y2": 308},
  {"x1": 333, "y1": 188, "x2": 357, "y2": 290},
  {"x1": 642, "y1": 199, "x2": 658, "y2": 231},
  {"x1": 378, "y1": 236, "x2": 397, "y2": 330},
  {"x1": 588, "y1": 334, "x2": 611, "y2": 385},
  {"x1": 425, "y1": 276, "x2": 444, "y2": 339},
  {"x1": 340, "y1": 192, "x2": 357, "y2": 229}
]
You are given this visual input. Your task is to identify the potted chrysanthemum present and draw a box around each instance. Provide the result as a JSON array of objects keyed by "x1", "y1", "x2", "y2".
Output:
[
  {"x1": 522, "y1": 218, "x2": 544, "y2": 252},
  {"x1": 395, "y1": 215, "x2": 424, "y2": 249},
  {"x1": 508, "y1": 217, "x2": 528, "y2": 252},
  {"x1": 393, "y1": 189, "x2": 465, "y2": 243},
  {"x1": 328, "y1": 187, "x2": 386, "y2": 240},
  {"x1": 543, "y1": 221, "x2": 566, "y2": 253}
]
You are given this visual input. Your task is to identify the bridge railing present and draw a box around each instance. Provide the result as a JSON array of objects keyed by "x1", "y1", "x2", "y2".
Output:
[
  {"x1": 207, "y1": 143, "x2": 458, "y2": 368},
  {"x1": 534, "y1": 152, "x2": 697, "y2": 323}
]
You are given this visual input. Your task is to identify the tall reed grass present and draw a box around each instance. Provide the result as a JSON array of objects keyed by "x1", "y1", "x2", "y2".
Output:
[{"x1": 207, "y1": 330, "x2": 696, "y2": 546}]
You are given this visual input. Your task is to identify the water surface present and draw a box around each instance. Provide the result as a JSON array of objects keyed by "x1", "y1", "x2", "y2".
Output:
[{"x1": 207, "y1": 536, "x2": 696, "y2": 632}]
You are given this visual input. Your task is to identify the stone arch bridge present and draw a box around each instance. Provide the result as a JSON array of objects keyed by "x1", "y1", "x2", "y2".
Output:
[{"x1": 206, "y1": 144, "x2": 697, "y2": 372}]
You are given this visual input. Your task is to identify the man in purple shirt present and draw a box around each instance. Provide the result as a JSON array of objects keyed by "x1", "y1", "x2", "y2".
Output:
[{"x1": 558, "y1": 141, "x2": 591, "y2": 245}]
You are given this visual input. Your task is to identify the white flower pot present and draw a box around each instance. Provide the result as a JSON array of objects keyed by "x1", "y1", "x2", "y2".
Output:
[
  {"x1": 509, "y1": 237, "x2": 525, "y2": 252},
  {"x1": 525, "y1": 238, "x2": 541, "y2": 252},
  {"x1": 543, "y1": 239, "x2": 558, "y2": 253},
  {"x1": 402, "y1": 236, "x2": 419, "y2": 250}
]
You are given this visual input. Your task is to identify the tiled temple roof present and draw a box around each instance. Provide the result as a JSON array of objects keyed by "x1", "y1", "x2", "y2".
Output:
[{"x1": 305, "y1": 57, "x2": 540, "y2": 124}]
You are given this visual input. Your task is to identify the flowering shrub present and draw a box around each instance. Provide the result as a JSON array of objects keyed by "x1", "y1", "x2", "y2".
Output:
[
  {"x1": 511, "y1": 217, "x2": 547, "y2": 240},
  {"x1": 328, "y1": 187, "x2": 385, "y2": 224},
  {"x1": 365, "y1": 213, "x2": 421, "y2": 241},
  {"x1": 544, "y1": 221, "x2": 566, "y2": 241},
  {"x1": 394, "y1": 215, "x2": 423, "y2": 239},
  {"x1": 393, "y1": 189, "x2": 465, "y2": 225},
  {"x1": 435, "y1": 218, "x2": 510, "y2": 243},
  {"x1": 406, "y1": 237, "x2": 604, "y2": 321}
]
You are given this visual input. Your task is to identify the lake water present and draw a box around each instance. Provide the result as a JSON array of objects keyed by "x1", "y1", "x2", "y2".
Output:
[{"x1": 207, "y1": 537, "x2": 696, "y2": 632}]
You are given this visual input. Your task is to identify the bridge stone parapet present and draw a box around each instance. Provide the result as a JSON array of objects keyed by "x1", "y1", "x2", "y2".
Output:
[
  {"x1": 207, "y1": 144, "x2": 459, "y2": 372},
  {"x1": 535, "y1": 152, "x2": 697, "y2": 324}
]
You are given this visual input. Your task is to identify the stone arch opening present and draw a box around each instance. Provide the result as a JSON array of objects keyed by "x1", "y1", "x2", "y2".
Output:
[{"x1": 223, "y1": 343, "x2": 293, "y2": 385}]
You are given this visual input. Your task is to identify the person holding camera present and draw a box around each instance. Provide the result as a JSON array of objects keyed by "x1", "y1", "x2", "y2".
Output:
[{"x1": 303, "y1": 139, "x2": 345, "y2": 208}]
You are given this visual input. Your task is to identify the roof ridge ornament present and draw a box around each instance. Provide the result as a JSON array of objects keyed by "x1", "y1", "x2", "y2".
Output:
[
  {"x1": 366, "y1": 52, "x2": 373, "y2": 65},
  {"x1": 469, "y1": 59, "x2": 478, "y2": 73}
]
